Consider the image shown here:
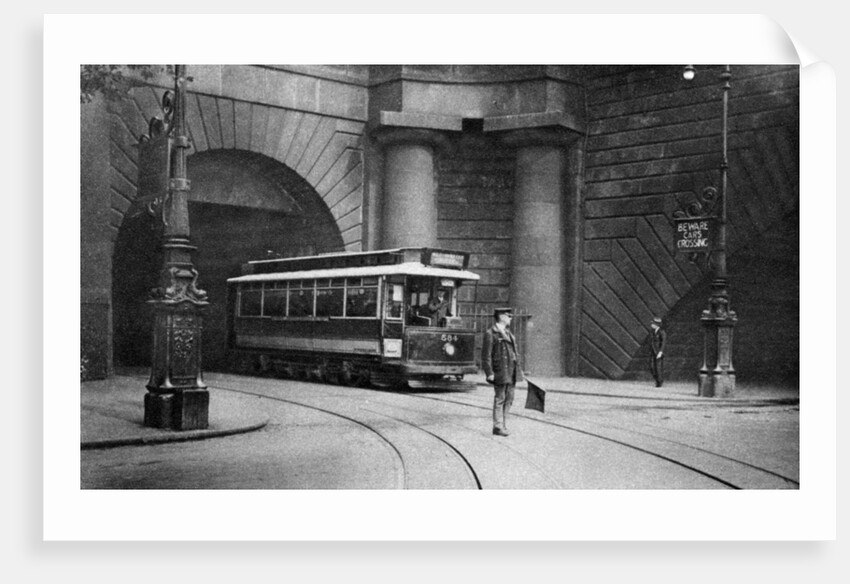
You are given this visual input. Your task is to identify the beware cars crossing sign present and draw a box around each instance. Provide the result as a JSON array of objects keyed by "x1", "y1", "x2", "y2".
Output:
[{"x1": 674, "y1": 217, "x2": 716, "y2": 253}]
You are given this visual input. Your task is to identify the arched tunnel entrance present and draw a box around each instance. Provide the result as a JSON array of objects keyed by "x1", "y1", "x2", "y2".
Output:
[{"x1": 112, "y1": 150, "x2": 345, "y2": 372}]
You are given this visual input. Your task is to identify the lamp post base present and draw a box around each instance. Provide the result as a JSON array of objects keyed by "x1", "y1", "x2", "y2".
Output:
[
  {"x1": 145, "y1": 299, "x2": 209, "y2": 430},
  {"x1": 698, "y1": 369, "x2": 736, "y2": 398},
  {"x1": 144, "y1": 389, "x2": 210, "y2": 430},
  {"x1": 698, "y1": 304, "x2": 737, "y2": 398}
]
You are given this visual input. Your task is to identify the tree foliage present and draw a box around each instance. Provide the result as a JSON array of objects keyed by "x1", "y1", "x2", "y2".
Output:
[{"x1": 80, "y1": 65, "x2": 175, "y2": 103}]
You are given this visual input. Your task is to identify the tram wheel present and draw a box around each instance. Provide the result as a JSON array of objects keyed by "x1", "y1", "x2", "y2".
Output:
[
  {"x1": 257, "y1": 354, "x2": 272, "y2": 375},
  {"x1": 307, "y1": 365, "x2": 323, "y2": 382},
  {"x1": 327, "y1": 366, "x2": 343, "y2": 385},
  {"x1": 297, "y1": 365, "x2": 310, "y2": 381},
  {"x1": 353, "y1": 367, "x2": 371, "y2": 388},
  {"x1": 272, "y1": 361, "x2": 288, "y2": 378},
  {"x1": 318, "y1": 361, "x2": 339, "y2": 384},
  {"x1": 339, "y1": 361, "x2": 355, "y2": 386},
  {"x1": 235, "y1": 354, "x2": 253, "y2": 375}
]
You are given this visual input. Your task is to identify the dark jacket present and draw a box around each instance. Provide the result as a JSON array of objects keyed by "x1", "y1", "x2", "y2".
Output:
[
  {"x1": 651, "y1": 327, "x2": 667, "y2": 357},
  {"x1": 482, "y1": 324, "x2": 521, "y2": 385}
]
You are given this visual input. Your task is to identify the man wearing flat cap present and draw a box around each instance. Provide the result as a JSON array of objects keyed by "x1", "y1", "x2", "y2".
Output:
[
  {"x1": 482, "y1": 307, "x2": 522, "y2": 436},
  {"x1": 650, "y1": 317, "x2": 667, "y2": 387}
]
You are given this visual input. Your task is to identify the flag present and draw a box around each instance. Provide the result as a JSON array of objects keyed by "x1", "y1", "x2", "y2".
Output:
[{"x1": 524, "y1": 378, "x2": 546, "y2": 413}]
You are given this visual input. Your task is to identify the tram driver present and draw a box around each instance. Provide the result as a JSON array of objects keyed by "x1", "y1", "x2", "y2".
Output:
[{"x1": 410, "y1": 288, "x2": 452, "y2": 326}]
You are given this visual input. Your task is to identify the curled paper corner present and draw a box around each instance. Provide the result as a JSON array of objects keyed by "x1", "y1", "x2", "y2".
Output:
[
  {"x1": 787, "y1": 33, "x2": 825, "y2": 68},
  {"x1": 764, "y1": 15, "x2": 833, "y2": 70},
  {"x1": 753, "y1": 15, "x2": 801, "y2": 64}
]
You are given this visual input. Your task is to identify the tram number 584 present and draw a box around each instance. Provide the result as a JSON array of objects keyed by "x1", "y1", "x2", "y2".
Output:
[{"x1": 441, "y1": 334, "x2": 458, "y2": 342}]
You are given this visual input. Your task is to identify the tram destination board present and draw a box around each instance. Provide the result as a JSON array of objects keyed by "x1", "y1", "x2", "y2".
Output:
[
  {"x1": 423, "y1": 249, "x2": 468, "y2": 269},
  {"x1": 674, "y1": 217, "x2": 716, "y2": 253}
]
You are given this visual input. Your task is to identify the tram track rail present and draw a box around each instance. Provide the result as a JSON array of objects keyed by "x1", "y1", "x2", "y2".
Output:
[
  {"x1": 407, "y1": 392, "x2": 800, "y2": 490},
  {"x1": 209, "y1": 381, "x2": 485, "y2": 489},
  {"x1": 210, "y1": 377, "x2": 797, "y2": 490},
  {"x1": 212, "y1": 384, "x2": 411, "y2": 489},
  {"x1": 361, "y1": 409, "x2": 483, "y2": 489},
  {"x1": 210, "y1": 381, "x2": 510, "y2": 489}
]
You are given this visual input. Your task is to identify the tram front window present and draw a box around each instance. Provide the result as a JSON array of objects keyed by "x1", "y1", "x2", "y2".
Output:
[{"x1": 407, "y1": 279, "x2": 456, "y2": 326}]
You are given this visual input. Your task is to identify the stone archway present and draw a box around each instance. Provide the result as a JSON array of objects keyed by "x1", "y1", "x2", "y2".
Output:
[{"x1": 112, "y1": 149, "x2": 345, "y2": 371}]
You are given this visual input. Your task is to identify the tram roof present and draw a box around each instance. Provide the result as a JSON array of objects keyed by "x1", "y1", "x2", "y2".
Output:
[
  {"x1": 227, "y1": 262, "x2": 480, "y2": 283},
  {"x1": 248, "y1": 247, "x2": 414, "y2": 266}
]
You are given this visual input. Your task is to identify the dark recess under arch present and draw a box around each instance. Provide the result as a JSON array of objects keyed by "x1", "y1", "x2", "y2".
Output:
[{"x1": 112, "y1": 149, "x2": 345, "y2": 371}]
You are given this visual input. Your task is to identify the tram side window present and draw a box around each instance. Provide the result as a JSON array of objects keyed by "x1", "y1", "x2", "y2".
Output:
[
  {"x1": 239, "y1": 284, "x2": 263, "y2": 317},
  {"x1": 263, "y1": 282, "x2": 288, "y2": 317},
  {"x1": 316, "y1": 278, "x2": 344, "y2": 317},
  {"x1": 346, "y1": 277, "x2": 379, "y2": 318},
  {"x1": 288, "y1": 280, "x2": 315, "y2": 317},
  {"x1": 385, "y1": 283, "x2": 404, "y2": 320}
]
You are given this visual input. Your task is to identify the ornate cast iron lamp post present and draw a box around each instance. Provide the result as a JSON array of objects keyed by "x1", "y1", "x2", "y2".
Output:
[
  {"x1": 680, "y1": 65, "x2": 737, "y2": 397},
  {"x1": 138, "y1": 65, "x2": 210, "y2": 428}
]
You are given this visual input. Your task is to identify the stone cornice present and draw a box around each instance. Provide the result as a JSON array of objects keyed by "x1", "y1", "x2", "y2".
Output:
[
  {"x1": 490, "y1": 112, "x2": 585, "y2": 148},
  {"x1": 371, "y1": 125, "x2": 453, "y2": 153},
  {"x1": 484, "y1": 111, "x2": 585, "y2": 136},
  {"x1": 366, "y1": 65, "x2": 588, "y2": 88},
  {"x1": 369, "y1": 110, "x2": 463, "y2": 133},
  {"x1": 257, "y1": 65, "x2": 370, "y2": 86},
  {"x1": 499, "y1": 127, "x2": 584, "y2": 149}
]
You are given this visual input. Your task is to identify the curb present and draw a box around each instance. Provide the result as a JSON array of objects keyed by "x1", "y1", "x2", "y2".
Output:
[
  {"x1": 81, "y1": 416, "x2": 270, "y2": 450},
  {"x1": 474, "y1": 381, "x2": 798, "y2": 406}
]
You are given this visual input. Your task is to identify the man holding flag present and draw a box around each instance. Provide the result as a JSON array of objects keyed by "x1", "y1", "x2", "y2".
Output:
[{"x1": 482, "y1": 307, "x2": 522, "y2": 436}]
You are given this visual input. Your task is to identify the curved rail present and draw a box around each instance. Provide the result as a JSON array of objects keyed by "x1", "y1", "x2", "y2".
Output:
[
  {"x1": 214, "y1": 385, "x2": 410, "y2": 489},
  {"x1": 407, "y1": 393, "x2": 799, "y2": 490},
  {"x1": 362, "y1": 409, "x2": 483, "y2": 489},
  {"x1": 212, "y1": 378, "x2": 797, "y2": 490}
]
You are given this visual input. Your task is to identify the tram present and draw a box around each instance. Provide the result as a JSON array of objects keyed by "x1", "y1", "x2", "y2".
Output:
[{"x1": 226, "y1": 247, "x2": 481, "y2": 390}]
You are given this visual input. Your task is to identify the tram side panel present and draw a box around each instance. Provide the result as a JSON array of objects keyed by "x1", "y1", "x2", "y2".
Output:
[
  {"x1": 229, "y1": 309, "x2": 383, "y2": 374},
  {"x1": 230, "y1": 310, "x2": 478, "y2": 382}
]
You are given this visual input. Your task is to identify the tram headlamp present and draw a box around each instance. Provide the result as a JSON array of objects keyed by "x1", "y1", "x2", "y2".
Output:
[{"x1": 443, "y1": 342, "x2": 456, "y2": 356}]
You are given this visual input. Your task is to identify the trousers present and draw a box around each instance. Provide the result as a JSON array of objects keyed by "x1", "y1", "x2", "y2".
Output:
[
  {"x1": 651, "y1": 355, "x2": 664, "y2": 387},
  {"x1": 493, "y1": 383, "x2": 515, "y2": 430}
]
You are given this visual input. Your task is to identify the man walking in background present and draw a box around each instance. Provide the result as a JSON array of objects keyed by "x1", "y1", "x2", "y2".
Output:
[
  {"x1": 650, "y1": 317, "x2": 667, "y2": 387},
  {"x1": 482, "y1": 307, "x2": 521, "y2": 436}
]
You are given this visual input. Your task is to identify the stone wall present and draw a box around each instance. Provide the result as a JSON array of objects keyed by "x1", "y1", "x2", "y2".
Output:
[
  {"x1": 81, "y1": 66, "x2": 369, "y2": 377},
  {"x1": 80, "y1": 93, "x2": 113, "y2": 379},
  {"x1": 436, "y1": 131, "x2": 515, "y2": 315},
  {"x1": 626, "y1": 207, "x2": 800, "y2": 386},
  {"x1": 81, "y1": 64, "x2": 799, "y2": 382},
  {"x1": 580, "y1": 65, "x2": 799, "y2": 379}
]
